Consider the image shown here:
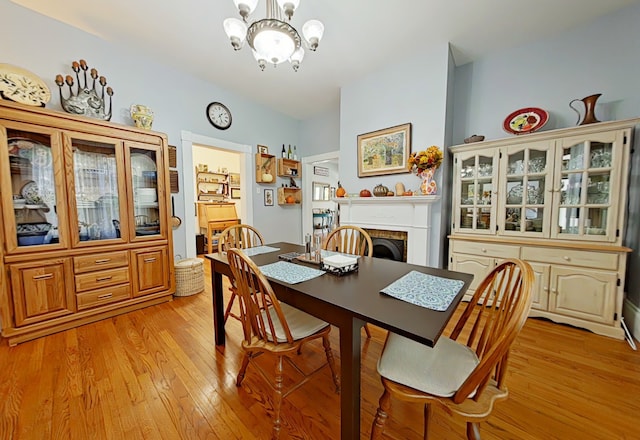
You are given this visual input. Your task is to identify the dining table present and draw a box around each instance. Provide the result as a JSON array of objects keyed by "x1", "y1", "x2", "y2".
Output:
[{"x1": 205, "y1": 242, "x2": 473, "y2": 439}]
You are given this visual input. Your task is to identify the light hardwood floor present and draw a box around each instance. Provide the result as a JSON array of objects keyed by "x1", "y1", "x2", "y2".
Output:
[{"x1": 1, "y1": 259, "x2": 640, "y2": 439}]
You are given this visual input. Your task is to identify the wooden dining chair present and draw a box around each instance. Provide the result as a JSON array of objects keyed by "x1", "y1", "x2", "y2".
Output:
[
  {"x1": 370, "y1": 259, "x2": 534, "y2": 440},
  {"x1": 218, "y1": 224, "x2": 264, "y2": 324},
  {"x1": 227, "y1": 248, "x2": 340, "y2": 439},
  {"x1": 323, "y1": 225, "x2": 374, "y2": 337}
]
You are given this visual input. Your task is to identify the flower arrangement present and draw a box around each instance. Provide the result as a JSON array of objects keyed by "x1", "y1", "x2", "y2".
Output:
[{"x1": 408, "y1": 145, "x2": 443, "y2": 176}]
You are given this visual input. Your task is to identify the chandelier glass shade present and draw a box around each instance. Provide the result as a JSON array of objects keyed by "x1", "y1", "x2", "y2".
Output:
[{"x1": 223, "y1": 0, "x2": 324, "y2": 71}]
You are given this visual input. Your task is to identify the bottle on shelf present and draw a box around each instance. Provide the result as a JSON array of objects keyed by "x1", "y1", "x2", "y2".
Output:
[
  {"x1": 281, "y1": 144, "x2": 286, "y2": 158},
  {"x1": 293, "y1": 145, "x2": 298, "y2": 160},
  {"x1": 287, "y1": 144, "x2": 292, "y2": 159}
]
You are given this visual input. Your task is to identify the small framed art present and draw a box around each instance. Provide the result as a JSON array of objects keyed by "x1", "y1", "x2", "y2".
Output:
[
  {"x1": 264, "y1": 189, "x2": 274, "y2": 206},
  {"x1": 257, "y1": 145, "x2": 269, "y2": 154}
]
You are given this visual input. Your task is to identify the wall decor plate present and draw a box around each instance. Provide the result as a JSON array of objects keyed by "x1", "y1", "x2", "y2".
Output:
[
  {"x1": 0, "y1": 64, "x2": 51, "y2": 107},
  {"x1": 503, "y1": 107, "x2": 549, "y2": 135}
]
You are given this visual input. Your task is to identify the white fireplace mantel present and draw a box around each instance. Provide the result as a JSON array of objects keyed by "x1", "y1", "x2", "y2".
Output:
[{"x1": 334, "y1": 196, "x2": 440, "y2": 266}]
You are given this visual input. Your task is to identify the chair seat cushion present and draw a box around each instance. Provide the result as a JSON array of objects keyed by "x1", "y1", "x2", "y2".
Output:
[
  {"x1": 263, "y1": 303, "x2": 329, "y2": 342},
  {"x1": 377, "y1": 332, "x2": 479, "y2": 397}
]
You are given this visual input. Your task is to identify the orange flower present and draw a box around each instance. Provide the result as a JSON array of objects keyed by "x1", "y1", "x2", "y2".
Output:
[{"x1": 408, "y1": 145, "x2": 443, "y2": 174}]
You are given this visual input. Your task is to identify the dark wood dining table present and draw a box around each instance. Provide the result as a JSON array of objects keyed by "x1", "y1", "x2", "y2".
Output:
[{"x1": 205, "y1": 242, "x2": 473, "y2": 439}]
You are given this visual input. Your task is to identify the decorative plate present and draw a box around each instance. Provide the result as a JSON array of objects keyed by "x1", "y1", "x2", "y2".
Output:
[
  {"x1": 131, "y1": 153, "x2": 156, "y2": 176},
  {"x1": 503, "y1": 107, "x2": 549, "y2": 135},
  {"x1": 0, "y1": 64, "x2": 51, "y2": 107},
  {"x1": 20, "y1": 180, "x2": 41, "y2": 204}
]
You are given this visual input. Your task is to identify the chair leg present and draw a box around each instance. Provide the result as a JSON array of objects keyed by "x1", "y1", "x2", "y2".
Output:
[
  {"x1": 223, "y1": 289, "x2": 237, "y2": 324},
  {"x1": 272, "y1": 356, "x2": 284, "y2": 439},
  {"x1": 322, "y1": 334, "x2": 340, "y2": 392},
  {"x1": 422, "y1": 403, "x2": 432, "y2": 440},
  {"x1": 236, "y1": 353, "x2": 250, "y2": 386},
  {"x1": 364, "y1": 323, "x2": 372, "y2": 338},
  {"x1": 466, "y1": 422, "x2": 482, "y2": 440},
  {"x1": 370, "y1": 389, "x2": 392, "y2": 439}
]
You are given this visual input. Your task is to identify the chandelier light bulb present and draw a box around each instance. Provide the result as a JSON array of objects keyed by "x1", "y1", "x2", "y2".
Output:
[
  {"x1": 290, "y1": 47, "x2": 304, "y2": 71},
  {"x1": 252, "y1": 49, "x2": 267, "y2": 71},
  {"x1": 233, "y1": 0, "x2": 259, "y2": 21},
  {"x1": 276, "y1": 0, "x2": 300, "y2": 20},
  {"x1": 223, "y1": 18, "x2": 247, "y2": 50},
  {"x1": 302, "y1": 19, "x2": 324, "y2": 51}
]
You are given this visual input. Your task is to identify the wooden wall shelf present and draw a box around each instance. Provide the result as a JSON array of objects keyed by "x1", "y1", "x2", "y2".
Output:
[
  {"x1": 277, "y1": 187, "x2": 301, "y2": 205},
  {"x1": 255, "y1": 153, "x2": 276, "y2": 184}
]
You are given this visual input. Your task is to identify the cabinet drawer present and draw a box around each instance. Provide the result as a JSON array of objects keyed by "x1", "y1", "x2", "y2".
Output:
[
  {"x1": 521, "y1": 247, "x2": 618, "y2": 270},
  {"x1": 74, "y1": 251, "x2": 129, "y2": 274},
  {"x1": 451, "y1": 241, "x2": 519, "y2": 259},
  {"x1": 75, "y1": 267, "x2": 130, "y2": 292},
  {"x1": 76, "y1": 284, "x2": 131, "y2": 311}
]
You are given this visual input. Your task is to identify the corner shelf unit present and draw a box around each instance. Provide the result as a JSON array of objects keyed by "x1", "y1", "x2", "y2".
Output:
[{"x1": 196, "y1": 169, "x2": 228, "y2": 201}]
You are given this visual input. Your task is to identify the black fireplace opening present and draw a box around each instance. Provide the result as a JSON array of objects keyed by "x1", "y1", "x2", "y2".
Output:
[{"x1": 371, "y1": 237, "x2": 405, "y2": 262}]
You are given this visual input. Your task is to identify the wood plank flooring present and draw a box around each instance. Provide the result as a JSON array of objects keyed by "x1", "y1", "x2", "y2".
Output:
[{"x1": 1, "y1": 258, "x2": 640, "y2": 439}]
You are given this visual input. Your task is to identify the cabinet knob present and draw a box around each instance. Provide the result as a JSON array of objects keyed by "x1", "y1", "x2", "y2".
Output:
[
  {"x1": 551, "y1": 288, "x2": 557, "y2": 293},
  {"x1": 563, "y1": 256, "x2": 570, "y2": 261},
  {"x1": 481, "y1": 248, "x2": 487, "y2": 253},
  {"x1": 543, "y1": 287, "x2": 549, "y2": 292}
]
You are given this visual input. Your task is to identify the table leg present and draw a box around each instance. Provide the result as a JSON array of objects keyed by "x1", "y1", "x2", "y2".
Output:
[
  {"x1": 339, "y1": 316, "x2": 363, "y2": 439},
  {"x1": 211, "y1": 261, "x2": 225, "y2": 346}
]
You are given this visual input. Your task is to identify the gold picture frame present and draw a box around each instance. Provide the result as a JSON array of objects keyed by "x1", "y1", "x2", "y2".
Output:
[{"x1": 357, "y1": 123, "x2": 411, "y2": 177}]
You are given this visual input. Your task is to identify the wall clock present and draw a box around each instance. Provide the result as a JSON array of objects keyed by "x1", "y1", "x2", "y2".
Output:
[{"x1": 206, "y1": 101, "x2": 232, "y2": 130}]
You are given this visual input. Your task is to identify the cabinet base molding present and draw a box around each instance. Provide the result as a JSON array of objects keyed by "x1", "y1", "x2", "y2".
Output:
[
  {"x1": 528, "y1": 310, "x2": 624, "y2": 340},
  {"x1": 1, "y1": 294, "x2": 172, "y2": 346}
]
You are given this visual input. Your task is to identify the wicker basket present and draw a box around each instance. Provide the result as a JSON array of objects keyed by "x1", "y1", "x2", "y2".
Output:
[{"x1": 174, "y1": 258, "x2": 205, "y2": 297}]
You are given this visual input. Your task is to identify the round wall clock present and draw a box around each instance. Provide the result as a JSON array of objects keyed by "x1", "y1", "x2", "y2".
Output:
[
  {"x1": 0, "y1": 63, "x2": 51, "y2": 107},
  {"x1": 206, "y1": 102, "x2": 232, "y2": 130}
]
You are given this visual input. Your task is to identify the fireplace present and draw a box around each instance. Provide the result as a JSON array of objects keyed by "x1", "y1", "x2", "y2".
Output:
[
  {"x1": 335, "y1": 196, "x2": 439, "y2": 266},
  {"x1": 365, "y1": 229, "x2": 407, "y2": 262}
]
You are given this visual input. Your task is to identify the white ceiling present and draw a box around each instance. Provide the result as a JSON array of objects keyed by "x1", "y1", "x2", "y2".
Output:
[{"x1": 12, "y1": 0, "x2": 640, "y2": 120}]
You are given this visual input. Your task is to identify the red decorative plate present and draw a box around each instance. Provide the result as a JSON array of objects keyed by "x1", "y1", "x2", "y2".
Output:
[{"x1": 503, "y1": 107, "x2": 549, "y2": 135}]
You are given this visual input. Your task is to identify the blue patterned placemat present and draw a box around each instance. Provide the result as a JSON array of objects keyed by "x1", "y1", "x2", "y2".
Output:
[
  {"x1": 380, "y1": 271, "x2": 465, "y2": 311},
  {"x1": 259, "y1": 261, "x2": 325, "y2": 284},
  {"x1": 241, "y1": 245, "x2": 280, "y2": 257}
]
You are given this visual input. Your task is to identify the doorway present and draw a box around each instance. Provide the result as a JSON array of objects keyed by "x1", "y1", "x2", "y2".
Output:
[
  {"x1": 180, "y1": 131, "x2": 253, "y2": 258},
  {"x1": 302, "y1": 151, "x2": 339, "y2": 241}
]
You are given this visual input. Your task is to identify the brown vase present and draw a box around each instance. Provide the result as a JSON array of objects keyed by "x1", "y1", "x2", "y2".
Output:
[{"x1": 569, "y1": 93, "x2": 601, "y2": 125}]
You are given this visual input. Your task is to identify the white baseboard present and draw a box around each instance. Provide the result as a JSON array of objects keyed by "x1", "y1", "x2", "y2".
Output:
[{"x1": 622, "y1": 299, "x2": 640, "y2": 343}]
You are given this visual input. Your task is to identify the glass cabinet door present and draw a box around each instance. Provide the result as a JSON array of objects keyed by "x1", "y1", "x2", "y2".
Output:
[
  {"x1": 552, "y1": 132, "x2": 619, "y2": 241},
  {"x1": 1, "y1": 125, "x2": 68, "y2": 252},
  {"x1": 67, "y1": 135, "x2": 125, "y2": 245},
  {"x1": 127, "y1": 143, "x2": 164, "y2": 240},
  {"x1": 453, "y1": 150, "x2": 498, "y2": 233},
  {"x1": 500, "y1": 142, "x2": 552, "y2": 236}
]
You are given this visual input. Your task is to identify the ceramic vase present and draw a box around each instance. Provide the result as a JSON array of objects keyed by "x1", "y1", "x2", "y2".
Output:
[
  {"x1": 419, "y1": 168, "x2": 437, "y2": 195},
  {"x1": 130, "y1": 104, "x2": 154, "y2": 130}
]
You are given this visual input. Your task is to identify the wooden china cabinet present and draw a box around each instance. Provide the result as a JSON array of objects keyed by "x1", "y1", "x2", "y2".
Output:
[
  {"x1": 449, "y1": 118, "x2": 639, "y2": 340},
  {"x1": 0, "y1": 100, "x2": 175, "y2": 345}
]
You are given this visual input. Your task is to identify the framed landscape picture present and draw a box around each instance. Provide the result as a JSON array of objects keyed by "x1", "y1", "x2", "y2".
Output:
[{"x1": 357, "y1": 123, "x2": 411, "y2": 177}]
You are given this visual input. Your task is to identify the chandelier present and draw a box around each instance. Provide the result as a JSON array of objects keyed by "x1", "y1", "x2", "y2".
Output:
[{"x1": 223, "y1": 0, "x2": 324, "y2": 71}]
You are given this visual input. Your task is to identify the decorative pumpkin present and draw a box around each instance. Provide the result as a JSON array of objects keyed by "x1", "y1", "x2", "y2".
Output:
[
  {"x1": 373, "y1": 184, "x2": 388, "y2": 197},
  {"x1": 285, "y1": 195, "x2": 295, "y2": 204},
  {"x1": 336, "y1": 181, "x2": 346, "y2": 198},
  {"x1": 261, "y1": 173, "x2": 273, "y2": 182},
  {"x1": 403, "y1": 190, "x2": 413, "y2": 196},
  {"x1": 359, "y1": 189, "x2": 372, "y2": 197}
]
